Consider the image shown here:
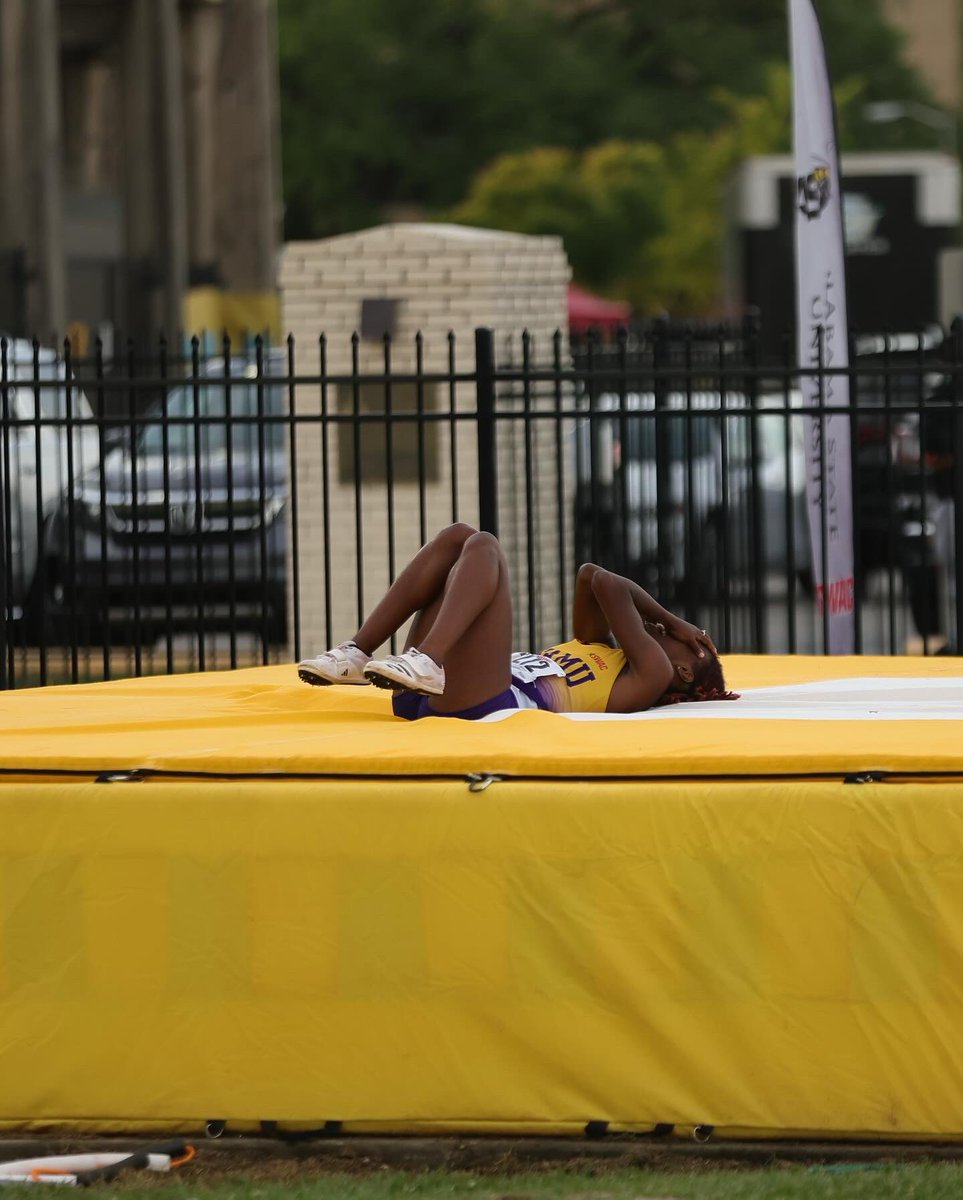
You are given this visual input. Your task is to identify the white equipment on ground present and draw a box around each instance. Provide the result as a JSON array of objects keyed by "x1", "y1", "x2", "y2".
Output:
[{"x1": 0, "y1": 1142, "x2": 194, "y2": 1185}]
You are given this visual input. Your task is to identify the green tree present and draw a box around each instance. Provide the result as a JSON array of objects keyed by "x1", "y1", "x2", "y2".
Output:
[
  {"x1": 451, "y1": 141, "x2": 665, "y2": 292},
  {"x1": 278, "y1": 0, "x2": 622, "y2": 238},
  {"x1": 278, "y1": 0, "x2": 940, "y2": 241},
  {"x1": 579, "y1": 141, "x2": 668, "y2": 288},
  {"x1": 563, "y1": 0, "x2": 932, "y2": 141},
  {"x1": 642, "y1": 66, "x2": 879, "y2": 314},
  {"x1": 449, "y1": 65, "x2": 883, "y2": 314},
  {"x1": 643, "y1": 66, "x2": 798, "y2": 314}
]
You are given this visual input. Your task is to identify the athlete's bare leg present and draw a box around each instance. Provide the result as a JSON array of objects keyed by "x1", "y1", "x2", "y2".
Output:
[
  {"x1": 414, "y1": 530, "x2": 513, "y2": 712},
  {"x1": 352, "y1": 523, "x2": 476, "y2": 655},
  {"x1": 350, "y1": 523, "x2": 513, "y2": 710}
]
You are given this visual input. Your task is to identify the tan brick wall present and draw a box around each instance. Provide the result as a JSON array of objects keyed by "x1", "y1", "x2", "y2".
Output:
[{"x1": 280, "y1": 223, "x2": 573, "y2": 658}]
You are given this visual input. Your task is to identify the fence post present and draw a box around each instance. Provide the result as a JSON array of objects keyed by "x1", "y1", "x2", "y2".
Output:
[
  {"x1": 952, "y1": 316, "x2": 963, "y2": 651},
  {"x1": 743, "y1": 309, "x2": 766, "y2": 652},
  {"x1": 475, "y1": 326, "x2": 498, "y2": 536},
  {"x1": 652, "y1": 314, "x2": 673, "y2": 594},
  {"x1": 0, "y1": 339, "x2": 7, "y2": 692}
]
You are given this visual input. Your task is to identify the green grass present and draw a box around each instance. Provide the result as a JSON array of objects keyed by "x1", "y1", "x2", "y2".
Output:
[{"x1": 5, "y1": 1164, "x2": 963, "y2": 1199}]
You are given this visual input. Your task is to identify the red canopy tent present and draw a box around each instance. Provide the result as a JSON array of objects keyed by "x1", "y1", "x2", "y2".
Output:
[{"x1": 567, "y1": 283, "x2": 632, "y2": 333}]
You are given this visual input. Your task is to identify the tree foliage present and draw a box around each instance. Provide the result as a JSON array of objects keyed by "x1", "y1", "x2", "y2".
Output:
[
  {"x1": 278, "y1": 0, "x2": 942, "y2": 312},
  {"x1": 452, "y1": 65, "x2": 891, "y2": 314},
  {"x1": 556, "y1": 0, "x2": 929, "y2": 139},
  {"x1": 642, "y1": 67, "x2": 802, "y2": 313},
  {"x1": 451, "y1": 141, "x2": 665, "y2": 293},
  {"x1": 278, "y1": 0, "x2": 622, "y2": 237}
]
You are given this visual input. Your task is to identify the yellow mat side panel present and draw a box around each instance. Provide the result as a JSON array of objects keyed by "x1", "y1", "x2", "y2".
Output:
[
  {"x1": 1, "y1": 656, "x2": 963, "y2": 778},
  {"x1": 3, "y1": 776, "x2": 963, "y2": 1137}
]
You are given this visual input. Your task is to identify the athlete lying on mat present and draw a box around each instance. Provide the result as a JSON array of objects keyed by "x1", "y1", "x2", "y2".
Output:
[{"x1": 297, "y1": 523, "x2": 736, "y2": 720}]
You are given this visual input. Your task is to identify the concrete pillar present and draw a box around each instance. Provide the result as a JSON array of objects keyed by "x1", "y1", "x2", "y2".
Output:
[
  {"x1": 123, "y1": 0, "x2": 160, "y2": 341},
  {"x1": 279, "y1": 225, "x2": 572, "y2": 656},
  {"x1": 0, "y1": 0, "x2": 27, "y2": 251},
  {"x1": 216, "y1": 0, "x2": 282, "y2": 290},
  {"x1": 122, "y1": 0, "x2": 188, "y2": 344},
  {"x1": 32, "y1": 0, "x2": 66, "y2": 339},
  {"x1": 183, "y1": 0, "x2": 224, "y2": 282},
  {"x1": 156, "y1": 0, "x2": 189, "y2": 340},
  {"x1": 248, "y1": 0, "x2": 283, "y2": 290}
]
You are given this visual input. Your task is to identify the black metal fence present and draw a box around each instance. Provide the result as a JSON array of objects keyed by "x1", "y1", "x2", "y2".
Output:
[{"x1": 1, "y1": 319, "x2": 961, "y2": 689}]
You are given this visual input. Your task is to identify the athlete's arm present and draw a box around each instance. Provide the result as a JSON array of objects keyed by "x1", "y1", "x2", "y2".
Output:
[
  {"x1": 575, "y1": 566, "x2": 672, "y2": 711},
  {"x1": 573, "y1": 562, "x2": 716, "y2": 658},
  {"x1": 572, "y1": 563, "x2": 618, "y2": 643}
]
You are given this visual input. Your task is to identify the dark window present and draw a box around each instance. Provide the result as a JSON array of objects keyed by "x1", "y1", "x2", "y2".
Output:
[
  {"x1": 359, "y1": 298, "x2": 399, "y2": 341},
  {"x1": 337, "y1": 382, "x2": 439, "y2": 484}
]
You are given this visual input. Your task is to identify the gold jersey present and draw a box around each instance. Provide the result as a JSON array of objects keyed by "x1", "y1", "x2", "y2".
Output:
[{"x1": 539, "y1": 639, "x2": 627, "y2": 713}]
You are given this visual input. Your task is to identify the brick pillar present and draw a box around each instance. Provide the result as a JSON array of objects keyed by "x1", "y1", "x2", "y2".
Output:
[{"x1": 280, "y1": 224, "x2": 572, "y2": 657}]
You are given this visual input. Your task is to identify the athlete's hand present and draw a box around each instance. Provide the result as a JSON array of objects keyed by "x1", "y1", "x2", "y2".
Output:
[{"x1": 666, "y1": 616, "x2": 717, "y2": 658}]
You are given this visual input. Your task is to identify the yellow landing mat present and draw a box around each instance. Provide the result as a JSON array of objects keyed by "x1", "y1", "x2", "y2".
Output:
[
  {"x1": 3, "y1": 773, "x2": 963, "y2": 1137},
  {"x1": 1, "y1": 655, "x2": 962, "y2": 779},
  {"x1": 3, "y1": 657, "x2": 963, "y2": 1138}
]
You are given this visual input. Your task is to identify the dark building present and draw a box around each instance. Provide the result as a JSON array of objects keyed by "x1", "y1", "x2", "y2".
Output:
[
  {"x1": 724, "y1": 152, "x2": 961, "y2": 360},
  {"x1": 0, "y1": 0, "x2": 282, "y2": 351}
]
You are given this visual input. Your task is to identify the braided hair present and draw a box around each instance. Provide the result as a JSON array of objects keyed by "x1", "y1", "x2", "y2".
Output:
[{"x1": 653, "y1": 649, "x2": 739, "y2": 707}]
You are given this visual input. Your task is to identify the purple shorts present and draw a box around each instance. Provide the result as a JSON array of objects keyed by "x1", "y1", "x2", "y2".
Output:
[{"x1": 391, "y1": 676, "x2": 545, "y2": 722}]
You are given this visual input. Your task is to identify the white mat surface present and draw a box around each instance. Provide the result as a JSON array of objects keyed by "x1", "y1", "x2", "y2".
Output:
[{"x1": 484, "y1": 676, "x2": 963, "y2": 722}]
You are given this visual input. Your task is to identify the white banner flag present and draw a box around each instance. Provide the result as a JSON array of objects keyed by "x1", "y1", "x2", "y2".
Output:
[{"x1": 789, "y1": 0, "x2": 855, "y2": 652}]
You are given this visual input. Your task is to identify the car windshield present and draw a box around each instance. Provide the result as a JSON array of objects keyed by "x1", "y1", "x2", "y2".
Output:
[
  {"x1": 140, "y1": 379, "x2": 284, "y2": 457},
  {"x1": 616, "y1": 412, "x2": 717, "y2": 463},
  {"x1": 851, "y1": 370, "x2": 946, "y2": 407},
  {"x1": 609, "y1": 408, "x2": 798, "y2": 472},
  {"x1": 6, "y1": 358, "x2": 90, "y2": 420},
  {"x1": 587, "y1": 393, "x2": 730, "y2": 465}
]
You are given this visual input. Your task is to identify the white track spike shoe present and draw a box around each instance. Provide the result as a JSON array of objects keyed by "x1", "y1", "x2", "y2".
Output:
[
  {"x1": 297, "y1": 641, "x2": 371, "y2": 686},
  {"x1": 364, "y1": 647, "x2": 446, "y2": 695}
]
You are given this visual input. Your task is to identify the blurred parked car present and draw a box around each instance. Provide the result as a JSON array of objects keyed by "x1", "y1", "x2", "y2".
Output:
[
  {"x1": 573, "y1": 390, "x2": 807, "y2": 600},
  {"x1": 0, "y1": 339, "x2": 100, "y2": 627},
  {"x1": 574, "y1": 327, "x2": 954, "y2": 639},
  {"x1": 702, "y1": 362, "x2": 953, "y2": 635},
  {"x1": 41, "y1": 352, "x2": 287, "y2": 644},
  {"x1": 682, "y1": 395, "x2": 809, "y2": 602},
  {"x1": 848, "y1": 329, "x2": 952, "y2": 635}
]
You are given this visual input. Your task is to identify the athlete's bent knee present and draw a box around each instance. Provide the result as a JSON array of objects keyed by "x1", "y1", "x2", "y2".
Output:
[{"x1": 437, "y1": 522, "x2": 478, "y2": 550}]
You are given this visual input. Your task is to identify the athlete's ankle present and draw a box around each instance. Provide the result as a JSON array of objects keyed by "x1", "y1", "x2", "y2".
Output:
[{"x1": 413, "y1": 644, "x2": 443, "y2": 668}]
